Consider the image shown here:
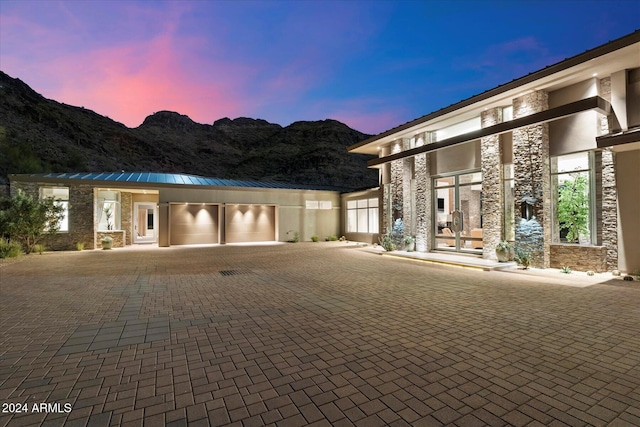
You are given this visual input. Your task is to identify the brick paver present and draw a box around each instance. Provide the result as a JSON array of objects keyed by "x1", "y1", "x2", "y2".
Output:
[{"x1": 1, "y1": 243, "x2": 639, "y2": 426}]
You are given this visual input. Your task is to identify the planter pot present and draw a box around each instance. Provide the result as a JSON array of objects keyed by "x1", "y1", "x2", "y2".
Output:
[
  {"x1": 495, "y1": 248, "x2": 510, "y2": 262},
  {"x1": 101, "y1": 239, "x2": 113, "y2": 250}
]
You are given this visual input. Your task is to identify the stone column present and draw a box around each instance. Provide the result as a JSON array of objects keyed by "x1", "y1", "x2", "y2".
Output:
[
  {"x1": 598, "y1": 78, "x2": 618, "y2": 271},
  {"x1": 390, "y1": 140, "x2": 404, "y2": 226},
  {"x1": 513, "y1": 91, "x2": 551, "y2": 268},
  {"x1": 480, "y1": 107, "x2": 503, "y2": 260},
  {"x1": 415, "y1": 133, "x2": 432, "y2": 252},
  {"x1": 601, "y1": 148, "x2": 618, "y2": 271},
  {"x1": 402, "y1": 139, "x2": 413, "y2": 236},
  {"x1": 380, "y1": 146, "x2": 391, "y2": 235}
]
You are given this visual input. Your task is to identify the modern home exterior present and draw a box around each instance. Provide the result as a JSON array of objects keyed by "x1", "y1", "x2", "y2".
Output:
[
  {"x1": 347, "y1": 30, "x2": 640, "y2": 273},
  {"x1": 9, "y1": 172, "x2": 342, "y2": 249}
]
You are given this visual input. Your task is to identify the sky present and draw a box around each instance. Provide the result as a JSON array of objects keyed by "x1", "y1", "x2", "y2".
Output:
[{"x1": 1, "y1": 1, "x2": 638, "y2": 135}]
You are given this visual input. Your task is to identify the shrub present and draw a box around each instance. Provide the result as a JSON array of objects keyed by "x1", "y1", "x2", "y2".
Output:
[
  {"x1": 379, "y1": 234, "x2": 396, "y2": 252},
  {"x1": 33, "y1": 243, "x2": 45, "y2": 255},
  {"x1": 311, "y1": 235, "x2": 319, "y2": 242},
  {"x1": 76, "y1": 242, "x2": 85, "y2": 251},
  {"x1": 514, "y1": 247, "x2": 532, "y2": 269},
  {"x1": 0, "y1": 238, "x2": 22, "y2": 258},
  {"x1": 560, "y1": 266, "x2": 572, "y2": 274},
  {"x1": 325, "y1": 235, "x2": 338, "y2": 241},
  {"x1": 0, "y1": 189, "x2": 65, "y2": 254}
]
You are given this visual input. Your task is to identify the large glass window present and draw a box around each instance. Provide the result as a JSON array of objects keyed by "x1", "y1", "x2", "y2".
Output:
[
  {"x1": 551, "y1": 152, "x2": 594, "y2": 244},
  {"x1": 40, "y1": 187, "x2": 69, "y2": 232},
  {"x1": 346, "y1": 198, "x2": 379, "y2": 233},
  {"x1": 98, "y1": 190, "x2": 121, "y2": 231}
]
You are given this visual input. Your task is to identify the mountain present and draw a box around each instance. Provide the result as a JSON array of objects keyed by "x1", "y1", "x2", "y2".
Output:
[{"x1": 0, "y1": 71, "x2": 378, "y2": 193}]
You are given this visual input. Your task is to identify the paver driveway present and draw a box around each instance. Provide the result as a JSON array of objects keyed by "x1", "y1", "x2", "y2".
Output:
[{"x1": 1, "y1": 243, "x2": 639, "y2": 427}]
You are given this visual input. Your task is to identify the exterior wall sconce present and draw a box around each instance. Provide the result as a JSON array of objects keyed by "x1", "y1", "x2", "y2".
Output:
[{"x1": 521, "y1": 196, "x2": 536, "y2": 220}]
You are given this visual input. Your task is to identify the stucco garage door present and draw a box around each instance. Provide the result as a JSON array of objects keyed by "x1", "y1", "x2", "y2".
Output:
[
  {"x1": 225, "y1": 205, "x2": 276, "y2": 243},
  {"x1": 170, "y1": 204, "x2": 219, "y2": 245}
]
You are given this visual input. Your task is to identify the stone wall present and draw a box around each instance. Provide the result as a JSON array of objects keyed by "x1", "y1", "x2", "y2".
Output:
[
  {"x1": 513, "y1": 91, "x2": 551, "y2": 268},
  {"x1": 481, "y1": 107, "x2": 504, "y2": 259},
  {"x1": 550, "y1": 244, "x2": 607, "y2": 272},
  {"x1": 97, "y1": 231, "x2": 126, "y2": 249},
  {"x1": 601, "y1": 148, "x2": 618, "y2": 270},
  {"x1": 414, "y1": 138, "x2": 432, "y2": 252},
  {"x1": 121, "y1": 192, "x2": 133, "y2": 246}
]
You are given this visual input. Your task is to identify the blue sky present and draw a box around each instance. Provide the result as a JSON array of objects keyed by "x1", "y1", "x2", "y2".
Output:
[{"x1": 1, "y1": 0, "x2": 638, "y2": 134}]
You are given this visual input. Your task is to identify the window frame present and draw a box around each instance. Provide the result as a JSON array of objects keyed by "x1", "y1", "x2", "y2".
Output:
[
  {"x1": 346, "y1": 198, "x2": 379, "y2": 234},
  {"x1": 550, "y1": 151, "x2": 596, "y2": 245},
  {"x1": 40, "y1": 187, "x2": 69, "y2": 233}
]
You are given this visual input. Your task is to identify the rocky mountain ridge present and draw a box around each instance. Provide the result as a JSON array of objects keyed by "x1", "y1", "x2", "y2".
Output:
[{"x1": 0, "y1": 71, "x2": 378, "y2": 192}]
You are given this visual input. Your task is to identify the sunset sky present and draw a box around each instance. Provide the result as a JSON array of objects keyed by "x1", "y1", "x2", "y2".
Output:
[{"x1": 1, "y1": 0, "x2": 638, "y2": 135}]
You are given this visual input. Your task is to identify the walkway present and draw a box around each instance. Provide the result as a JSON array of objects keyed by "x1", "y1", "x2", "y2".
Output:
[{"x1": 1, "y1": 243, "x2": 639, "y2": 426}]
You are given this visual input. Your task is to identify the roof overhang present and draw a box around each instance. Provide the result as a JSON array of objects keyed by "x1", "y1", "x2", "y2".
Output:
[
  {"x1": 350, "y1": 30, "x2": 640, "y2": 155},
  {"x1": 596, "y1": 128, "x2": 640, "y2": 152},
  {"x1": 368, "y1": 96, "x2": 611, "y2": 168}
]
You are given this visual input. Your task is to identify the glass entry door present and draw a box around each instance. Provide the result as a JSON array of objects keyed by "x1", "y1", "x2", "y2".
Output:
[
  {"x1": 134, "y1": 203, "x2": 158, "y2": 243},
  {"x1": 433, "y1": 171, "x2": 483, "y2": 253}
]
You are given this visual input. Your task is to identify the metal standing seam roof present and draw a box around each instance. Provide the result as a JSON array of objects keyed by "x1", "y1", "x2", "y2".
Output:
[{"x1": 12, "y1": 172, "x2": 348, "y2": 192}]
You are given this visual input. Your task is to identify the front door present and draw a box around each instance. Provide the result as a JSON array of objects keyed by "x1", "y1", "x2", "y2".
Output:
[
  {"x1": 433, "y1": 171, "x2": 483, "y2": 253},
  {"x1": 134, "y1": 203, "x2": 158, "y2": 243}
]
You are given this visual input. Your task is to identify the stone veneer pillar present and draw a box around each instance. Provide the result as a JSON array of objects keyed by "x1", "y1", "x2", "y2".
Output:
[
  {"x1": 121, "y1": 192, "x2": 133, "y2": 246},
  {"x1": 480, "y1": 108, "x2": 504, "y2": 260},
  {"x1": 414, "y1": 133, "x2": 432, "y2": 252},
  {"x1": 389, "y1": 140, "x2": 405, "y2": 227},
  {"x1": 513, "y1": 91, "x2": 551, "y2": 268},
  {"x1": 599, "y1": 77, "x2": 618, "y2": 271}
]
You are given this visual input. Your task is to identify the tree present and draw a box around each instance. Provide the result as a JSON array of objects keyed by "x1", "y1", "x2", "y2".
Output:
[
  {"x1": 0, "y1": 190, "x2": 65, "y2": 254},
  {"x1": 557, "y1": 172, "x2": 589, "y2": 243}
]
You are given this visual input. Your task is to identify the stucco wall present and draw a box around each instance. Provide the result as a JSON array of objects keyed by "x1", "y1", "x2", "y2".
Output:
[{"x1": 616, "y1": 148, "x2": 640, "y2": 273}]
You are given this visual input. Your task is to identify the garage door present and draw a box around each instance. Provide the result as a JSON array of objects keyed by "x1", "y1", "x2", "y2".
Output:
[
  {"x1": 225, "y1": 205, "x2": 276, "y2": 243},
  {"x1": 170, "y1": 204, "x2": 218, "y2": 245}
]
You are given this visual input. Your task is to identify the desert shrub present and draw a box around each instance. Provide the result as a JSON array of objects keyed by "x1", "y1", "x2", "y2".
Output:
[
  {"x1": 514, "y1": 247, "x2": 532, "y2": 269},
  {"x1": 0, "y1": 190, "x2": 65, "y2": 254},
  {"x1": 311, "y1": 235, "x2": 319, "y2": 242},
  {"x1": 379, "y1": 234, "x2": 396, "y2": 252},
  {"x1": 325, "y1": 235, "x2": 338, "y2": 241},
  {"x1": 76, "y1": 242, "x2": 85, "y2": 251},
  {"x1": 0, "y1": 238, "x2": 22, "y2": 258},
  {"x1": 33, "y1": 243, "x2": 45, "y2": 254}
]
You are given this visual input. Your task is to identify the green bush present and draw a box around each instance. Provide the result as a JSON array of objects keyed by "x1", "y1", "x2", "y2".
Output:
[
  {"x1": 379, "y1": 234, "x2": 396, "y2": 252},
  {"x1": 76, "y1": 242, "x2": 85, "y2": 251},
  {"x1": 0, "y1": 238, "x2": 22, "y2": 258},
  {"x1": 33, "y1": 243, "x2": 45, "y2": 255},
  {"x1": 325, "y1": 235, "x2": 338, "y2": 241},
  {"x1": 0, "y1": 189, "x2": 65, "y2": 254},
  {"x1": 514, "y1": 247, "x2": 532, "y2": 269},
  {"x1": 311, "y1": 235, "x2": 319, "y2": 242}
]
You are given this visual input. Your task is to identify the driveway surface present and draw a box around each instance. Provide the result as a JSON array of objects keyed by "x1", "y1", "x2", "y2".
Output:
[{"x1": 1, "y1": 243, "x2": 639, "y2": 426}]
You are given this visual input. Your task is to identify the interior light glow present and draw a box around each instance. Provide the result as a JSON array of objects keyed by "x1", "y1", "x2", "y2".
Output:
[{"x1": 592, "y1": 73, "x2": 598, "y2": 76}]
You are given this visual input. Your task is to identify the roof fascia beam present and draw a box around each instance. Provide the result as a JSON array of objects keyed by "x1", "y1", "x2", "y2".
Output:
[{"x1": 368, "y1": 96, "x2": 610, "y2": 168}]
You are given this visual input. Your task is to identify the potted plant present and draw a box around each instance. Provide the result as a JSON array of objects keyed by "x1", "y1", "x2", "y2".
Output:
[
  {"x1": 495, "y1": 241, "x2": 511, "y2": 262},
  {"x1": 404, "y1": 236, "x2": 415, "y2": 252},
  {"x1": 101, "y1": 236, "x2": 113, "y2": 250}
]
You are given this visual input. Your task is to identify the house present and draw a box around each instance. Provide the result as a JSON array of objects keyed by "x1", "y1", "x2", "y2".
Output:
[
  {"x1": 8, "y1": 172, "x2": 343, "y2": 249},
  {"x1": 347, "y1": 30, "x2": 640, "y2": 273}
]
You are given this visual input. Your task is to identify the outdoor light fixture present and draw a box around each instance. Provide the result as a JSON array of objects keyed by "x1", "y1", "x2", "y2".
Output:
[{"x1": 521, "y1": 196, "x2": 536, "y2": 220}]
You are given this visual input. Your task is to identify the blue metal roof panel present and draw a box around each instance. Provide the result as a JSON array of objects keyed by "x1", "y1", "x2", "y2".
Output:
[{"x1": 12, "y1": 172, "x2": 347, "y2": 191}]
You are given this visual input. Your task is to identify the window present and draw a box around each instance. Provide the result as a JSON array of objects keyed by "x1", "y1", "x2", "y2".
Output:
[
  {"x1": 40, "y1": 187, "x2": 69, "y2": 232},
  {"x1": 346, "y1": 198, "x2": 379, "y2": 233},
  {"x1": 434, "y1": 116, "x2": 481, "y2": 141},
  {"x1": 306, "y1": 200, "x2": 332, "y2": 210},
  {"x1": 551, "y1": 152, "x2": 594, "y2": 244},
  {"x1": 503, "y1": 164, "x2": 515, "y2": 241},
  {"x1": 98, "y1": 190, "x2": 121, "y2": 231}
]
